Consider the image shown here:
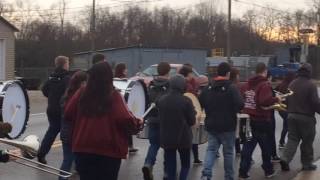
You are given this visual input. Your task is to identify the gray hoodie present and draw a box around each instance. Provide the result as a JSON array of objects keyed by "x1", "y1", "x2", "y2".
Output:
[{"x1": 157, "y1": 75, "x2": 196, "y2": 149}]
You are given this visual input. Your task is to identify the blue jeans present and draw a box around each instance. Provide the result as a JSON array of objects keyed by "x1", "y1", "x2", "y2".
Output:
[
  {"x1": 144, "y1": 124, "x2": 160, "y2": 167},
  {"x1": 164, "y1": 148, "x2": 191, "y2": 180},
  {"x1": 239, "y1": 121, "x2": 273, "y2": 176},
  {"x1": 202, "y1": 131, "x2": 235, "y2": 180},
  {"x1": 59, "y1": 142, "x2": 74, "y2": 180}
]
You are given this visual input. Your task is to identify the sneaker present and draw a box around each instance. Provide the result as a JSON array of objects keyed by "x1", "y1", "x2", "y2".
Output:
[
  {"x1": 302, "y1": 164, "x2": 317, "y2": 171},
  {"x1": 265, "y1": 170, "x2": 276, "y2": 178},
  {"x1": 238, "y1": 174, "x2": 250, "y2": 179},
  {"x1": 142, "y1": 166, "x2": 153, "y2": 180},
  {"x1": 280, "y1": 160, "x2": 290, "y2": 171},
  {"x1": 271, "y1": 156, "x2": 281, "y2": 163},
  {"x1": 129, "y1": 147, "x2": 139, "y2": 153},
  {"x1": 279, "y1": 143, "x2": 285, "y2": 149},
  {"x1": 37, "y1": 156, "x2": 47, "y2": 164},
  {"x1": 193, "y1": 159, "x2": 203, "y2": 165}
]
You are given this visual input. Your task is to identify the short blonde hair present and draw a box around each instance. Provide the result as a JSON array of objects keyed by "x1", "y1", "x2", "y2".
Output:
[{"x1": 55, "y1": 56, "x2": 69, "y2": 68}]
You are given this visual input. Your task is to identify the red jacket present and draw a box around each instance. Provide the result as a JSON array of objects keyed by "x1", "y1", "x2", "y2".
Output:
[
  {"x1": 241, "y1": 75, "x2": 278, "y2": 121},
  {"x1": 64, "y1": 87, "x2": 140, "y2": 159},
  {"x1": 186, "y1": 77, "x2": 199, "y2": 96}
]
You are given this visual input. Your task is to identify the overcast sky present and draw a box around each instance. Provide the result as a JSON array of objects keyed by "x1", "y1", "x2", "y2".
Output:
[{"x1": 4, "y1": 0, "x2": 312, "y2": 18}]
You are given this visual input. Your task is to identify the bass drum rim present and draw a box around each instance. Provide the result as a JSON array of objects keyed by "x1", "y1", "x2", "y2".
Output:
[
  {"x1": 1, "y1": 80, "x2": 30, "y2": 139},
  {"x1": 113, "y1": 79, "x2": 149, "y2": 117}
]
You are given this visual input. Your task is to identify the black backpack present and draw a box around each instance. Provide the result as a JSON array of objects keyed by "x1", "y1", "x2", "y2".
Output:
[{"x1": 147, "y1": 80, "x2": 169, "y2": 118}]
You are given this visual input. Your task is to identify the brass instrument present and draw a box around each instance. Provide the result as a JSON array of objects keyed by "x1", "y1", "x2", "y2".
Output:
[
  {"x1": 262, "y1": 89, "x2": 294, "y2": 111},
  {"x1": 0, "y1": 135, "x2": 72, "y2": 178}
]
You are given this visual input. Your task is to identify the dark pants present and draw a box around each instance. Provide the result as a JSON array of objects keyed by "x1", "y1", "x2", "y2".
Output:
[
  {"x1": 281, "y1": 114, "x2": 316, "y2": 166},
  {"x1": 59, "y1": 142, "x2": 74, "y2": 180},
  {"x1": 192, "y1": 144, "x2": 199, "y2": 160},
  {"x1": 38, "y1": 113, "x2": 61, "y2": 158},
  {"x1": 144, "y1": 124, "x2": 160, "y2": 167},
  {"x1": 235, "y1": 138, "x2": 241, "y2": 154},
  {"x1": 75, "y1": 153, "x2": 121, "y2": 180},
  {"x1": 164, "y1": 148, "x2": 191, "y2": 180},
  {"x1": 128, "y1": 135, "x2": 133, "y2": 147},
  {"x1": 269, "y1": 113, "x2": 278, "y2": 157},
  {"x1": 279, "y1": 111, "x2": 288, "y2": 145},
  {"x1": 239, "y1": 121, "x2": 273, "y2": 176}
]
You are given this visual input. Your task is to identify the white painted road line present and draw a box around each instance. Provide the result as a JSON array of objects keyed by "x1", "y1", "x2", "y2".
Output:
[{"x1": 30, "y1": 113, "x2": 46, "y2": 116}]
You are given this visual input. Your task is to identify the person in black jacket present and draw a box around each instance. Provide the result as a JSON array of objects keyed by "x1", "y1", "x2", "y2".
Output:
[
  {"x1": 38, "y1": 56, "x2": 70, "y2": 164},
  {"x1": 59, "y1": 71, "x2": 87, "y2": 180},
  {"x1": 200, "y1": 62, "x2": 244, "y2": 180},
  {"x1": 158, "y1": 75, "x2": 196, "y2": 180},
  {"x1": 142, "y1": 62, "x2": 170, "y2": 180},
  {"x1": 280, "y1": 63, "x2": 320, "y2": 171}
]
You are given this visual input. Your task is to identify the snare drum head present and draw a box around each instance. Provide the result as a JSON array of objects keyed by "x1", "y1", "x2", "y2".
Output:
[
  {"x1": 113, "y1": 79, "x2": 147, "y2": 119},
  {"x1": 0, "y1": 81, "x2": 29, "y2": 139}
]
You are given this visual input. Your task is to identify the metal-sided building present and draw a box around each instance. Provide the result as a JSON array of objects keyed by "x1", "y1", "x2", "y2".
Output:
[
  {"x1": 0, "y1": 16, "x2": 19, "y2": 80},
  {"x1": 72, "y1": 46, "x2": 208, "y2": 76}
]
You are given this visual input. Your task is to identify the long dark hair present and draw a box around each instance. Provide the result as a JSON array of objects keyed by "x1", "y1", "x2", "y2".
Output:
[
  {"x1": 114, "y1": 63, "x2": 127, "y2": 78},
  {"x1": 65, "y1": 71, "x2": 88, "y2": 101},
  {"x1": 80, "y1": 62, "x2": 114, "y2": 117}
]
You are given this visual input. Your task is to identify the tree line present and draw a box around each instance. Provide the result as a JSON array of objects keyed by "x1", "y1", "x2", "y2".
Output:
[{"x1": 1, "y1": 0, "x2": 320, "y2": 69}]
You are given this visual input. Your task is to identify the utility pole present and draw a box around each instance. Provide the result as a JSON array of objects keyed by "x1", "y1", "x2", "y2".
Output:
[
  {"x1": 91, "y1": 0, "x2": 96, "y2": 53},
  {"x1": 227, "y1": 0, "x2": 232, "y2": 63}
]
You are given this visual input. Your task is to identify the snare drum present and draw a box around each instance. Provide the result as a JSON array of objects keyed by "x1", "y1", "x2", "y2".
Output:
[
  {"x1": 192, "y1": 121, "x2": 208, "y2": 144},
  {"x1": 113, "y1": 79, "x2": 148, "y2": 119},
  {"x1": 0, "y1": 81, "x2": 30, "y2": 139}
]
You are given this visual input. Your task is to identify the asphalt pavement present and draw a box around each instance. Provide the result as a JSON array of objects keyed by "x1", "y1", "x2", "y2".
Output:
[{"x1": 0, "y1": 91, "x2": 320, "y2": 180}]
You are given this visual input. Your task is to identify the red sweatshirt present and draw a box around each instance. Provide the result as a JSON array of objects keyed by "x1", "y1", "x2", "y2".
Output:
[
  {"x1": 186, "y1": 77, "x2": 200, "y2": 96},
  {"x1": 64, "y1": 87, "x2": 140, "y2": 159},
  {"x1": 241, "y1": 75, "x2": 278, "y2": 121}
]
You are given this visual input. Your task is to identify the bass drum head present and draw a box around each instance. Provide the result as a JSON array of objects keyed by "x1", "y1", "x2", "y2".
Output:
[
  {"x1": 126, "y1": 80, "x2": 147, "y2": 119},
  {"x1": 0, "y1": 81, "x2": 30, "y2": 139}
]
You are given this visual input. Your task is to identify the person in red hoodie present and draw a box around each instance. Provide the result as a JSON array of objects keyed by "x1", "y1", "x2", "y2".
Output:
[
  {"x1": 64, "y1": 62, "x2": 142, "y2": 180},
  {"x1": 238, "y1": 63, "x2": 280, "y2": 179}
]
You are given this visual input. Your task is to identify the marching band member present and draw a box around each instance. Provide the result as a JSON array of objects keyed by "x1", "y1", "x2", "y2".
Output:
[
  {"x1": 266, "y1": 72, "x2": 281, "y2": 163},
  {"x1": 179, "y1": 65, "x2": 203, "y2": 165},
  {"x1": 92, "y1": 53, "x2": 106, "y2": 65},
  {"x1": 38, "y1": 56, "x2": 70, "y2": 164},
  {"x1": 275, "y1": 71, "x2": 295, "y2": 149},
  {"x1": 238, "y1": 63, "x2": 280, "y2": 179},
  {"x1": 230, "y1": 67, "x2": 242, "y2": 155},
  {"x1": 114, "y1": 62, "x2": 138, "y2": 153},
  {"x1": 114, "y1": 63, "x2": 128, "y2": 79},
  {"x1": 64, "y1": 62, "x2": 142, "y2": 180},
  {"x1": 0, "y1": 122, "x2": 13, "y2": 163},
  {"x1": 280, "y1": 63, "x2": 320, "y2": 171},
  {"x1": 142, "y1": 62, "x2": 170, "y2": 180},
  {"x1": 200, "y1": 63, "x2": 244, "y2": 180},
  {"x1": 59, "y1": 71, "x2": 87, "y2": 180},
  {"x1": 158, "y1": 75, "x2": 196, "y2": 180}
]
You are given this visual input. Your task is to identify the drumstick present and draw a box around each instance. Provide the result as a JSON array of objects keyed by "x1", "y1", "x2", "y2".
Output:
[
  {"x1": 143, "y1": 103, "x2": 156, "y2": 119},
  {"x1": 138, "y1": 103, "x2": 156, "y2": 131}
]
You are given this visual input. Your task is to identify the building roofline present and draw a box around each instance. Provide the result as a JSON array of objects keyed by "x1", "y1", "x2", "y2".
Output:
[
  {"x1": 0, "y1": 16, "x2": 19, "y2": 32},
  {"x1": 74, "y1": 45, "x2": 208, "y2": 56}
]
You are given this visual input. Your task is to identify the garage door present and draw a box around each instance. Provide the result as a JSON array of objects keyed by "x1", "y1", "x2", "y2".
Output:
[{"x1": 0, "y1": 39, "x2": 5, "y2": 80}]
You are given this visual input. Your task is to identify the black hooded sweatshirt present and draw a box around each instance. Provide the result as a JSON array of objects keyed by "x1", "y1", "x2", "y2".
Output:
[
  {"x1": 42, "y1": 68, "x2": 70, "y2": 116},
  {"x1": 199, "y1": 78, "x2": 244, "y2": 133},
  {"x1": 288, "y1": 66, "x2": 320, "y2": 116},
  {"x1": 158, "y1": 75, "x2": 196, "y2": 149}
]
